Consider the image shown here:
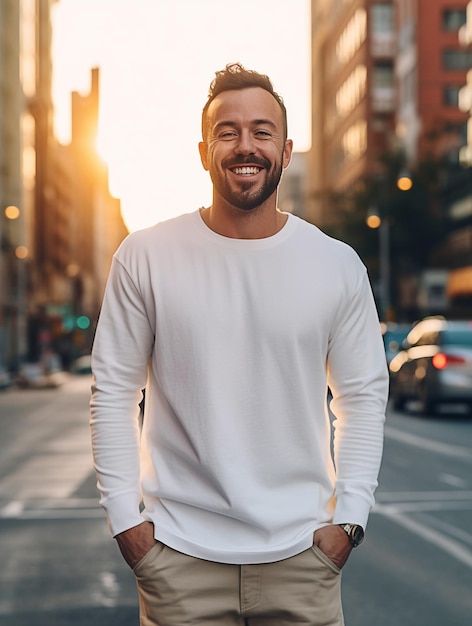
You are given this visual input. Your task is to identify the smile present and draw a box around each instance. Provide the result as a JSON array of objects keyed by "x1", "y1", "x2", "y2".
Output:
[{"x1": 231, "y1": 166, "x2": 262, "y2": 175}]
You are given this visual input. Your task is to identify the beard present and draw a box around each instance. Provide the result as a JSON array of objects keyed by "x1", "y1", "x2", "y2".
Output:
[{"x1": 211, "y1": 155, "x2": 284, "y2": 211}]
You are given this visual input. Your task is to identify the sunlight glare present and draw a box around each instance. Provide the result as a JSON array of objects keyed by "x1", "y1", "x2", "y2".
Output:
[{"x1": 52, "y1": 0, "x2": 311, "y2": 232}]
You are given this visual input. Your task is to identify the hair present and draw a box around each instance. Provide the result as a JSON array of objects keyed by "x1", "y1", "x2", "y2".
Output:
[{"x1": 201, "y1": 62, "x2": 288, "y2": 141}]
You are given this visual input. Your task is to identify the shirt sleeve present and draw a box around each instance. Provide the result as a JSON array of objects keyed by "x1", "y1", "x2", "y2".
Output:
[
  {"x1": 327, "y1": 268, "x2": 389, "y2": 529},
  {"x1": 90, "y1": 253, "x2": 155, "y2": 537}
]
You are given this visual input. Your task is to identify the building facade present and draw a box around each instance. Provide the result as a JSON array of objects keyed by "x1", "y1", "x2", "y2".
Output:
[
  {"x1": 308, "y1": 0, "x2": 472, "y2": 320},
  {"x1": 0, "y1": 1, "x2": 127, "y2": 374},
  {"x1": 307, "y1": 0, "x2": 396, "y2": 226},
  {"x1": 0, "y1": 0, "x2": 35, "y2": 370}
]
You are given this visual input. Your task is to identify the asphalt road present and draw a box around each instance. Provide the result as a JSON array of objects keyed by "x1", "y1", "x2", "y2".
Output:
[{"x1": 0, "y1": 375, "x2": 471, "y2": 625}]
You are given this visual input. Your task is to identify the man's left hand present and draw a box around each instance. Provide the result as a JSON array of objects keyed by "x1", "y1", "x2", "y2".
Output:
[{"x1": 313, "y1": 524, "x2": 353, "y2": 569}]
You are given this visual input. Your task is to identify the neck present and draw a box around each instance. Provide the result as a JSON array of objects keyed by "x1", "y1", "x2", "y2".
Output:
[{"x1": 200, "y1": 199, "x2": 288, "y2": 240}]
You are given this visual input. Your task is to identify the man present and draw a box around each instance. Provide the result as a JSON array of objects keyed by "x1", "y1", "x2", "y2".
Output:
[{"x1": 90, "y1": 62, "x2": 389, "y2": 625}]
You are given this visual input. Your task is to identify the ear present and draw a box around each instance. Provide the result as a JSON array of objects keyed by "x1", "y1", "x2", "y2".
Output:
[
  {"x1": 199, "y1": 141, "x2": 209, "y2": 171},
  {"x1": 283, "y1": 139, "x2": 293, "y2": 170}
]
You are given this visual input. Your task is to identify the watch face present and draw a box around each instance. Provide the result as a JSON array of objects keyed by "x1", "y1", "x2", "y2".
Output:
[{"x1": 351, "y1": 525, "x2": 364, "y2": 546}]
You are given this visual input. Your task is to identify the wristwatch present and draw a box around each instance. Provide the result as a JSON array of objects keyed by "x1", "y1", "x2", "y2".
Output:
[{"x1": 339, "y1": 523, "x2": 364, "y2": 547}]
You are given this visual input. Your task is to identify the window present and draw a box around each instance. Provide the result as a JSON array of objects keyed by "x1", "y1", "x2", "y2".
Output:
[
  {"x1": 442, "y1": 9, "x2": 466, "y2": 31},
  {"x1": 443, "y1": 49, "x2": 472, "y2": 70},
  {"x1": 444, "y1": 85, "x2": 462, "y2": 106},
  {"x1": 20, "y1": 0, "x2": 36, "y2": 97},
  {"x1": 336, "y1": 8, "x2": 367, "y2": 65},
  {"x1": 342, "y1": 120, "x2": 367, "y2": 161},
  {"x1": 371, "y1": 3, "x2": 394, "y2": 34},
  {"x1": 416, "y1": 332, "x2": 438, "y2": 347},
  {"x1": 373, "y1": 64, "x2": 394, "y2": 88},
  {"x1": 336, "y1": 65, "x2": 367, "y2": 116}
]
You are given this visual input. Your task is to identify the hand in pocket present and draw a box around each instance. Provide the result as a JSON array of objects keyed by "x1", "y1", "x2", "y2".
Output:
[
  {"x1": 313, "y1": 525, "x2": 352, "y2": 569},
  {"x1": 115, "y1": 521, "x2": 157, "y2": 569}
]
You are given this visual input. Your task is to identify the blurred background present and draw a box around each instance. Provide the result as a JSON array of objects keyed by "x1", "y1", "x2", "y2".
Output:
[
  {"x1": 1, "y1": 0, "x2": 472, "y2": 381},
  {"x1": 1, "y1": 2, "x2": 472, "y2": 625}
]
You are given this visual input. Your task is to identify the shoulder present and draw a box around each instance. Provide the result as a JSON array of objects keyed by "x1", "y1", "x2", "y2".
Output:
[
  {"x1": 290, "y1": 214, "x2": 365, "y2": 269},
  {"x1": 115, "y1": 211, "x2": 197, "y2": 262}
]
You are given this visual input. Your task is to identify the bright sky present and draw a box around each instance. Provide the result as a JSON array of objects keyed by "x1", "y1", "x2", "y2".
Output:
[{"x1": 51, "y1": 0, "x2": 311, "y2": 233}]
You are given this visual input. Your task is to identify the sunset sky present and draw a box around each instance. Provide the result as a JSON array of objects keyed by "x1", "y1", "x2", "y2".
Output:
[{"x1": 51, "y1": 0, "x2": 311, "y2": 232}]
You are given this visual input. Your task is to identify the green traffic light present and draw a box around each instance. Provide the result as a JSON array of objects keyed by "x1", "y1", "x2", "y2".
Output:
[{"x1": 76, "y1": 315, "x2": 91, "y2": 330}]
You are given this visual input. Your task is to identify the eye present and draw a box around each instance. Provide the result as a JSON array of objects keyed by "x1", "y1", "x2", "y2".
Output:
[
  {"x1": 216, "y1": 129, "x2": 238, "y2": 140},
  {"x1": 255, "y1": 129, "x2": 272, "y2": 138}
]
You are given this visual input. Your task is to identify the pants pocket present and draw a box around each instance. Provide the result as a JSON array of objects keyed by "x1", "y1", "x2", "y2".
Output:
[
  {"x1": 133, "y1": 541, "x2": 165, "y2": 575},
  {"x1": 310, "y1": 543, "x2": 342, "y2": 574}
]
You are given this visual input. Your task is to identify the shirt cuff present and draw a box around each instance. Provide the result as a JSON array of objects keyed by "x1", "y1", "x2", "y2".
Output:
[
  {"x1": 101, "y1": 491, "x2": 144, "y2": 538},
  {"x1": 332, "y1": 491, "x2": 372, "y2": 529}
]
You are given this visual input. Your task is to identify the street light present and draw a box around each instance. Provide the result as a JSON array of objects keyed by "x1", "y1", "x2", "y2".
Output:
[
  {"x1": 5, "y1": 205, "x2": 27, "y2": 367},
  {"x1": 367, "y1": 207, "x2": 390, "y2": 321},
  {"x1": 396, "y1": 169, "x2": 413, "y2": 192},
  {"x1": 367, "y1": 168, "x2": 413, "y2": 321}
]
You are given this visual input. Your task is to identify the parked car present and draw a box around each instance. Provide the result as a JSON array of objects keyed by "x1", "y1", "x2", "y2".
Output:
[
  {"x1": 71, "y1": 355, "x2": 92, "y2": 375},
  {"x1": 389, "y1": 317, "x2": 472, "y2": 414},
  {"x1": 381, "y1": 322, "x2": 412, "y2": 365},
  {"x1": 16, "y1": 351, "x2": 67, "y2": 389},
  {"x1": 0, "y1": 367, "x2": 12, "y2": 391}
]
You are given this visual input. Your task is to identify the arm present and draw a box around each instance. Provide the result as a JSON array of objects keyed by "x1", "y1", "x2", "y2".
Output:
[
  {"x1": 90, "y1": 253, "x2": 155, "y2": 538},
  {"x1": 327, "y1": 269, "x2": 389, "y2": 530}
]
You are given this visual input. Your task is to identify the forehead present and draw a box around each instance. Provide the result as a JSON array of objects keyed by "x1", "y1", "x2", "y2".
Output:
[{"x1": 206, "y1": 87, "x2": 283, "y2": 130}]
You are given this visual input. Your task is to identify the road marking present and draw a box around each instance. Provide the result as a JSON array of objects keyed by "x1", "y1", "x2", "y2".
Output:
[
  {"x1": 92, "y1": 572, "x2": 120, "y2": 608},
  {"x1": 376, "y1": 490, "x2": 472, "y2": 502},
  {"x1": 0, "y1": 497, "x2": 102, "y2": 519},
  {"x1": 424, "y1": 514, "x2": 472, "y2": 548},
  {"x1": 439, "y1": 473, "x2": 469, "y2": 488},
  {"x1": 384, "y1": 425, "x2": 472, "y2": 461},
  {"x1": 0, "y1": 453, "x2": 93, "y2": 500},
  {"x1": 438, "y1": 472, "x2": 470, "y2": 489},
  {"x1": 17, "y1": 508, "x2": 104, "y2": 519},
  {"x1": 374, "y1": 503, "x2": 472, "y2": 568},
  {"x1": 374, "y1": 500, "x2": 472, "y2": 513},
  {"x1": 1, "y1": 501, "x2": 24, "y2": 517}
]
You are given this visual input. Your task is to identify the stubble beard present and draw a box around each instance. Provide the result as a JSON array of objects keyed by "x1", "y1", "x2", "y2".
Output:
[{"x1": 212, "y1": 159, "x2": 284, "y2": 212}]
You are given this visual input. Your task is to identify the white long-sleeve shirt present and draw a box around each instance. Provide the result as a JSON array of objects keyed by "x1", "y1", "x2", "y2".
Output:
[{"x1": 90, "y1": 210, "x2": 388, "y2": 564}]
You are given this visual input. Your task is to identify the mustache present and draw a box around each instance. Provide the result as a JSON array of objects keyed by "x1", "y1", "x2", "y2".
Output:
[{"x1": 222, "y1": 156, "x2": 270, "y2": 169}]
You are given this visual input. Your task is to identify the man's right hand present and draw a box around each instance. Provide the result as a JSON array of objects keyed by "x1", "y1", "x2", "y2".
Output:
[{"x1": 115, "y1": 521, "x2": 157, "y2": 569}]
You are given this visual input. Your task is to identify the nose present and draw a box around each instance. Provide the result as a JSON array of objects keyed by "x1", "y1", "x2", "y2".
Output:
[{"x1": 234, "y1": 129, "x2": 256, "y2": 155}]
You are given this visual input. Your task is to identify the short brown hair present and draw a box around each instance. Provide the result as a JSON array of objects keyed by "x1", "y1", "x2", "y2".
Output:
[{"x1": 201, "y1": 62, "x2": 288, "y2": 141}]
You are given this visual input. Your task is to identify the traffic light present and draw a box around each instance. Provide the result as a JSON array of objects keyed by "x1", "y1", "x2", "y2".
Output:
[{"x1": 76, "y1": 315, "x2": 91, "y2": 330}]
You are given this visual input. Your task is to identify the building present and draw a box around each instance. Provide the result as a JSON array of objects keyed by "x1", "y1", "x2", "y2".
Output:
[
  {"x1": 29, "y1": 67, "x2": 128, "y2": 365},
  {"x1": 442, "y1": 0, "x2": 472, "y2": 314},
  {"x1": 0, "y1": 1, "x2": 128, "y2": 373},
  {"x1": 278, "y1": 152, "x2": 309, "y2": 217},
  {"x1": 0, "y1": 0, "x2": 39, "y2": 370},
  {"x1": 308, "y1": 0, "x2": 472, "y2": 320},
  {"x1": 58, "y1": 68, "x2": 128, "y2": 358},
  {"x1": 307, "y1": 0, "x2": 396, "y2": 227},
  {"x1": 396, "y1": 0, "x2": 469, "y2": 165}
]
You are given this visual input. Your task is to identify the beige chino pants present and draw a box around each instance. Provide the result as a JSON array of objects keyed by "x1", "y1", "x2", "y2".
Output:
[{"x1": 134, "y1": 541, "x2": 344, "y2": 626}]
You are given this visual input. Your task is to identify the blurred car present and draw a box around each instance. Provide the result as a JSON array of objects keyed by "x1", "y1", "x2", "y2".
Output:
[
  {"x1": 71, "y1": 355, "x2": 92, "y2": 375},
  {"x1": 16, "y1": 352, "x2": 67, "y2": 389},
  {"x1": 0, "y1": 367, "x2": 12, "y2": 391},
  {"x1": 381, "y1": 322, "x2": 412, "y2": 365},
  {"x1": 389, "y1": 317, "x2": 472, "y2": 414}
]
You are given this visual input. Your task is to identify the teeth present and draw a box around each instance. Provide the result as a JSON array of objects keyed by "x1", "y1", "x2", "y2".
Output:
[{"x1": 233, "y1": 167, "x2": 260, "y2": 175}]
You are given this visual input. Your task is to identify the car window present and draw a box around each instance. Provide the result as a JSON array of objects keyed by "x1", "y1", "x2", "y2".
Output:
[
  {"x1": 441, "y1": 330, "x2": 472, "y2": 346},
  {"x1": 416, "y1": 331, "x2": 439, "y2": 346}
]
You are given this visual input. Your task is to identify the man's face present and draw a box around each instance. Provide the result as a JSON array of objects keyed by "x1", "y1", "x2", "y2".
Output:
[{"x1": 199, "y1": 87, "x2": 292, "y2": 211}]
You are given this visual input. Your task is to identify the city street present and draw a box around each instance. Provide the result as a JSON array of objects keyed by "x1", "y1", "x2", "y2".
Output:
[{"x1": 0, "y1": 375, "x2": 471, "y2": 626}]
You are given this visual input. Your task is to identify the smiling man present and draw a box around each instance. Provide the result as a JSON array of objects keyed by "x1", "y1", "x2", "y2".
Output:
[
  {"x1": 200, "y1": 84, "x2": 290, "y2": 219},
  {"x1": 90, "y1": 62, "x2": 389, "y2": 625}
]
